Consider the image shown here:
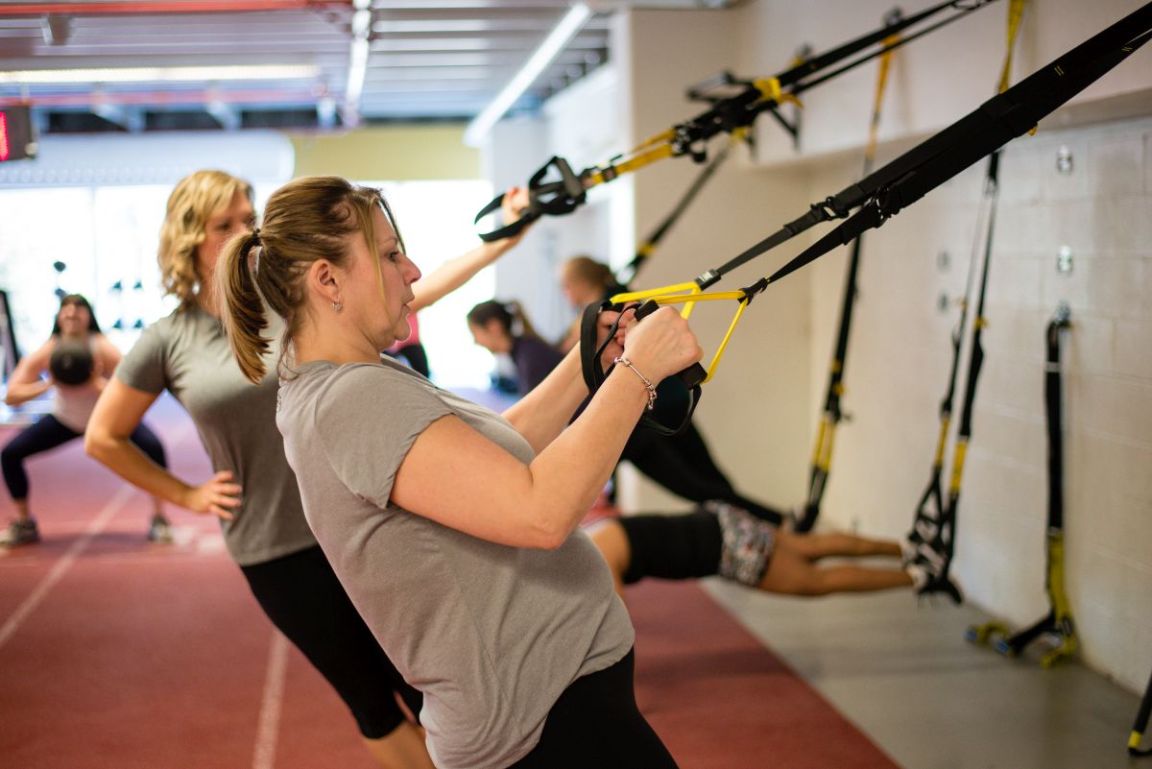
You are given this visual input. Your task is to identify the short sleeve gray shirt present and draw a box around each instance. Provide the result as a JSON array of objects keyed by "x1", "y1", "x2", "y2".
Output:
[
  {"x1": 115, "y1": 305, "x2": 315, "y2": 565},
  {"x1": 277, "y1": 358, "x2": 634, "y2": 769}
]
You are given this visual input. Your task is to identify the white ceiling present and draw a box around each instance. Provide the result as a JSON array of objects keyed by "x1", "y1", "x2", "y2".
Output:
[{"x1": 0, "y1": 0, "x2": 736, "y2": 133}]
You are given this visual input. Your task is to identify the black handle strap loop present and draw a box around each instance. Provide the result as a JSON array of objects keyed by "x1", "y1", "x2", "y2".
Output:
[
  {"x1": 475, "y1": 156, "x2": 587, "y2": 242},
  {"x1": 578, "y1": 300, "x2": 705, "y2": 436}
]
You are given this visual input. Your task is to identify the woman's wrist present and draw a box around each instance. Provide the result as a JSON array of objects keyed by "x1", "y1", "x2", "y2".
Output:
[{"x1": 612, "y1": 355, "x2": 657, "y2": 411}]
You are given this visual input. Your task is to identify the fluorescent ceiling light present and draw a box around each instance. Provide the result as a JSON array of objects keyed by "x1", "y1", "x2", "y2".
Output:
[
  {"x1": 0, "y1": 64, "x2": 319, "y2": 85},
  {"x1": 343, "y1": 0, "x2": 373, "y2": 127},
  {"x1": 463, "y1": 2, "x2": 592, "y2": 147}
]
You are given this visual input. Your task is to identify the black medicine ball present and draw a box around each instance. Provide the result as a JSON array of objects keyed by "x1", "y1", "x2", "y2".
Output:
[{"x1": 49, "y1": 340, "x2": 94, "y2": 386}]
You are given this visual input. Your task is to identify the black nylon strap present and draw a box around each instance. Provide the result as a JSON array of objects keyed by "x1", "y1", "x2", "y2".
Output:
[
  {"x1": 579, "y1": 300, "x2": 612, "y2": 393},
  {"x1": 617, "y1": 138, "x2": 737, "y2": 287},
  {"x1": 1131, "y1": 665, "x2": 1152, "y2": 757}
]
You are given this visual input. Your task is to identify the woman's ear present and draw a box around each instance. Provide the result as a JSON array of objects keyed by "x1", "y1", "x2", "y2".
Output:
[{"x1": 308, "y1": 259, "x2": 341, "y2": 305}]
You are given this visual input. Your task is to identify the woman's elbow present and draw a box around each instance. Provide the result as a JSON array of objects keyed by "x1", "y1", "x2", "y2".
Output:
[
  {"x1": 522, "y1": 510, "x2": 576, "y2": 551},
  {"x1": 83, "y1": 428, "x2": 113, "y2": 463}
]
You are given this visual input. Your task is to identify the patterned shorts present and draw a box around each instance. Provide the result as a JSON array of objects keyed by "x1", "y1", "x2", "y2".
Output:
[{"x1": 704, "y1": 500, "x2": 777, "y2": 586}]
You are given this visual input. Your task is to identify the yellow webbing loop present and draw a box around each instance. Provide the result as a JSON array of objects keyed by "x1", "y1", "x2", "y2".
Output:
[
  {"x1": 949, "y1": 439, "x2": 968, "y2": 494},
  {"x1": 753, "y1": 76, "x2": 803, "y2": 110},
  {"x1": 608, "y1": 285, "x2": 756, "y2": 383},
  {"x1": 867, "y1": 34, "x2": 899, "y2": 155},
  {"x1": 586, "y1": 143, "x2": 676, "y2": 188},
  {"x1": 999, "y1": 0, "x2": 1028, "y2": 95}
]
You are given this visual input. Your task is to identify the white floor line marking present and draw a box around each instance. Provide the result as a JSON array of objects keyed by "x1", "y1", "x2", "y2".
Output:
[
  {"x1": 0, "y1": 484, "x2": 135, "y2": 651},
  {"x1": 252, "y1": 631, "x2": 290, "y2": 769}
]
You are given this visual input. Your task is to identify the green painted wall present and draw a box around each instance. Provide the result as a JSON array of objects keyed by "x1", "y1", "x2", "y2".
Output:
[{"x1": 288, "y1": 124, "x2": 480, "y2": 180}]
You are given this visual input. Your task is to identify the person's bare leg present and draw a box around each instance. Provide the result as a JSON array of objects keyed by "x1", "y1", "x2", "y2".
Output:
[
  {"x1": 758, "y1": 546, "x2": 913, "y2": 596},
  {"x1": 11, "y1": 498, "x2": 31, "y2": 523},
  {"x1": 776, "y1": 529, "x2": 901, "y2": 561},
  {"x1": 362, "y1": 722, "x2": 435, "y2": 769},
  {"x1": 586, "y1": 518, "x2": 630, "y2": 598}
]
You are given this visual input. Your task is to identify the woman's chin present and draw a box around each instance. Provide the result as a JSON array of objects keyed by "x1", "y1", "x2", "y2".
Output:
[{"x1": 394, "y1": 321, "x2": 412, "y2": 344}]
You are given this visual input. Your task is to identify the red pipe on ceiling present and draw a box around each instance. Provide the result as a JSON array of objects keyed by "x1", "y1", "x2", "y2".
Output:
[
  {"x1": 0, "y1": 88, "x2": 325, "y2": 107},
  {"x1": 0, "y1": 1, "x2": 349, "y2": 16}
]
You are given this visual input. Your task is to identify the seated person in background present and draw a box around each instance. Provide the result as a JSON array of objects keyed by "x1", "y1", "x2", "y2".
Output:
[
  {"x1": 2, "y1": 294, "x2": 171, "y2": 546},
  {"x1": 467, "y1": 299, "x2": 564, "y2": 395}
]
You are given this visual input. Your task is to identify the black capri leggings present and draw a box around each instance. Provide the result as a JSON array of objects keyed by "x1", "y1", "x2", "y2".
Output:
[
  {"x1": 1, "y1": 414, "x2": 167, "y2": 500},
  {"x1": 240, "y1": 545, "x2": 422, "y2": 739},
  {"x1": 509, "y1": 649, "x2": 679, "y2": 769}
]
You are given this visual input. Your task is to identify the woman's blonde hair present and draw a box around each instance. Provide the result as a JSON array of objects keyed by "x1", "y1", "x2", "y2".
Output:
[
  {"x1": 561, "y1": 255, "x2": 616, "y2": 292},
  {"x1": 158, "y1": 170, "x2": 254, "y2": 306},
  {"x1": 216, "y1": 175, "x2": 402, "y2": 383}
]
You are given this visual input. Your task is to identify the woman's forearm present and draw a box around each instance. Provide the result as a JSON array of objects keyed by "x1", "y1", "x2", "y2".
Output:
[
  {"x1": 519, "y1": 369, "x2": 650, "y2": 545},
  {"x1": 503, "y1": 347, "x2": 589, "y2": 452},
  {"x1": 4, "y1": 380, "x2": 51, "y2": 406}
]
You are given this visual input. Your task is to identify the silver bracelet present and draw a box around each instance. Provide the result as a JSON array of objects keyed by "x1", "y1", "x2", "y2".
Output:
[{"x1": 613, "y1": 355, "x2": 657, "y2": 411}]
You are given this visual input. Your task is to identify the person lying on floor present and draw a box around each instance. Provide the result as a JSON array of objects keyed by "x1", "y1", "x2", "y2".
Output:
[{"x1": 586, "y1": 500, "x2": 961, "y2": 602}]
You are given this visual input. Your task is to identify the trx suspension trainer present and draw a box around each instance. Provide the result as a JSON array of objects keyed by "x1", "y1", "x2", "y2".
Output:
[
  {"x1": 794, "y1": 15, "x2": 901, "y2": 534},
  {"x1": 475, "y1": 0, "x2": 1002, "y2": 242},
  {"x1": 903, "y1": 0, "x2": 1029, "y2": 600},
  {"x1": 579, "y1": 3, "x2": 1152, "y2": 438},
  {"x1": 965, "y1": 305, "x2": 1078, "y2": 664}
]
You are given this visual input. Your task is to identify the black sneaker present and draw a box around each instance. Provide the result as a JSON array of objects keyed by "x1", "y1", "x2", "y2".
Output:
[{"x1": 3, "y1": 518, "x2": 41, "y2": 547}]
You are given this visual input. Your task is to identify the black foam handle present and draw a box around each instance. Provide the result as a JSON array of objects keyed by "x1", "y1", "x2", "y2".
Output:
[{"x1": 633, "y1": 300, "x2": 708, "y2": 388}]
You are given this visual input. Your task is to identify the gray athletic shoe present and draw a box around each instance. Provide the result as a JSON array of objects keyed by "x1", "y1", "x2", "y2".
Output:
[
  {"x1": 147, "y1": 515, "x2": 173, "y2": 544},
  {"x1": 3, "y1": 518, "x2": 41, "y2": 547}
]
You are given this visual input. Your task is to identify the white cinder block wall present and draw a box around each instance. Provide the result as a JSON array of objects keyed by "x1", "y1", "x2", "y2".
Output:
[
  {"x1": 733, "y1": 0, "x2": 1152, "y2": 692},
  {"x1": 487, "y1": 0, "x2": 1151, "y2": 691},
  {"x1": 806, "y1": 118, "x2": 1152, "y2": 694}
]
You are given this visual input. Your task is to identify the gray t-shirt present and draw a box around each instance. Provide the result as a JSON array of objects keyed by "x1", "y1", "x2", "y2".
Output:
[
  {"x1": 116, "y1": 304, "x2": 315, "y2": 566},
  {"x1": 277, "y1": 358, "x2": 634, "y2": 769}
]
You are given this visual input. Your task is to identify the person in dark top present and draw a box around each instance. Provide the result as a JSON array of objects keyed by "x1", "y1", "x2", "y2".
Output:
[{"x1": 467, "y1": 300, "x2": 564, "y2": 395}]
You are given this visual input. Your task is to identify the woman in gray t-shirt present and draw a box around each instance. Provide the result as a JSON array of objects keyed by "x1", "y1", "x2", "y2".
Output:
[
  {"x1": 86, "y1": 170, "x2": 529, "y2": 769},
  {"x1": 217, "y1": 176, "x2": 699, "y2": 769}
]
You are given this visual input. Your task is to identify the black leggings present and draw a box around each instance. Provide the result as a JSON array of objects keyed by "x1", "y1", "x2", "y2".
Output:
[
  {"x1": 622, "y1": 420, "x2": 785, "y2": 526},
  {"x1": 509, "y1": 649, "x2": 679, "y2": 769},
  {"x1": 1, "y1": 414, "x2": 167, "y2": 501},
  {"x1": 240, "y1": 545, "x2": 422, "y2": 739},
  {"x1": 620, "y1": 510, "x2": 723, "y2": 585}
]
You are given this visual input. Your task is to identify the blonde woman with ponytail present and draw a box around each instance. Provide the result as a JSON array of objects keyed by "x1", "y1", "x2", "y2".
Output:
[
  {"x1": 86, "y1": 169, "x2": 528, "y2": 769},
  {"x1": 216, "y1": 175, "x2": 697, "y2": 769}
]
